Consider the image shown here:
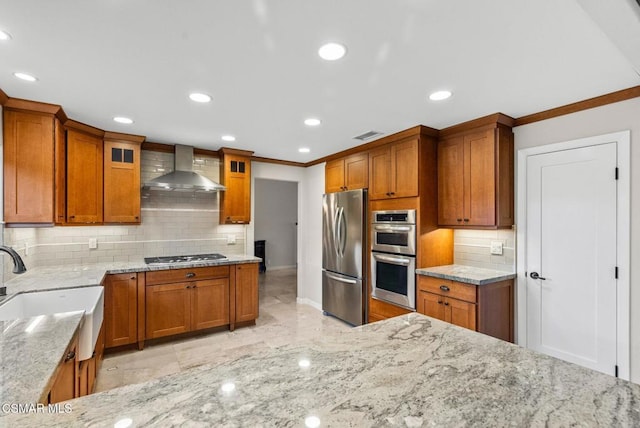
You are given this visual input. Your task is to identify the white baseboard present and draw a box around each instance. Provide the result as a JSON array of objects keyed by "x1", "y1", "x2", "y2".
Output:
[
  {"x1": 296, "y1": 297, "x2": 322, "y2": 311},
  {"x1": 266, "y1": 265, "x2": 297, "y2": 271}
]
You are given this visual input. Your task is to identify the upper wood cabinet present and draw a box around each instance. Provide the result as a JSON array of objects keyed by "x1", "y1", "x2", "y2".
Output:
[
  {"x1": 103, "y1": 133, "x2": 143, "y2": 224},
  {"x1": 437, "y1": 115, "x2": 514, "y2": 228},
  {"x1": 325, "y1": 153, "x2": 369, "y2": 193},
  {"x1": 369, "y1": 138, "x2": 419, "y2": 200},
  {"x1": 66, "y1": 127, "x2": 104, "y2": 224},
  {"x1": 219, "y1": 148, "x2": 253, "y2": 224},
  {"x1": 3, "y1": 109, "x2": 56, "y2": 224}
]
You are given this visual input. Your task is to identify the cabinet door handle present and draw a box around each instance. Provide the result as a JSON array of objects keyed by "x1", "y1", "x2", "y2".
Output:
[
  {"x1": 456, "y1": 218, "x2": 462, "y2": 222},
  {"x1": 69, "y1": 215, "x2": 75, "y2": 219},
  {"x1": 463, "y1": 218, "x2": 469, "y2": 222},
  {"x1": 192, "y1": 284, "x2": 197, "y2": 289},
  {"x1": 185, "y1": 272, "x2": 196, "y2": 278},
  {"x1": 390, "y1": 192, "x2": 395, "y2": 195},
  {"x1": 437, "y1": 300, "x2": 443, "y2": 304},
  {"x1": 444, "y1": 302, "x2": 449, "y2": 306},
  {"x1": 185, "y1": 285, "x2": 191, "y2": 289},
  {"x1": 64, "y1": 351, "x2": 76, "y2": 362},
  {"x1": 439, "y1": 285, "x2": 450, "y2": 292},
  {"x1": 130, "y1": 276, "x2": 135, "y2": 280}
]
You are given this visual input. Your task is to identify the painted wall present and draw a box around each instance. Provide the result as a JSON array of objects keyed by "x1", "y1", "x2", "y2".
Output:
[
  {"x1": 254, "y1": 178, "x2": 298, "y2": 270},
  {"x1": 299, "y1": 163, "x2": 325, "y2": 308},
  {"x1": 513, "y1": 97, "x2": 640, "y2": 384}
]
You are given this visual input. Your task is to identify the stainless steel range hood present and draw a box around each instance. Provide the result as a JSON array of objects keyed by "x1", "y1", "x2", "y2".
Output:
[{"x1": 143, "y1": 144, "x2": 226, "y2": 192}]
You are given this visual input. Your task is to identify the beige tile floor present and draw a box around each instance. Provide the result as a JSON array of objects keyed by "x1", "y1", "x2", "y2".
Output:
[{"x1": 95, "y1": 268, "x2": 350, "y2": 392}]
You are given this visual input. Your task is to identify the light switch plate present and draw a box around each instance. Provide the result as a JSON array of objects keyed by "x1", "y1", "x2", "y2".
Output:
[
  {"x1": 227, "y1": 235, "x2": 236, "y2": 245},
  {"x1": 490, "y1": 240, "x2": 503, "y2": 255},
  {"x1": 89, "y1": 238, "x2": 98, "y2": 249}
]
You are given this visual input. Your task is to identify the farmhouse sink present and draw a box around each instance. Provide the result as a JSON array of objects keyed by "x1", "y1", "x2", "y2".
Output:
[{"x1": 0, "y1": 286, "x2": 104, "y2": 360}]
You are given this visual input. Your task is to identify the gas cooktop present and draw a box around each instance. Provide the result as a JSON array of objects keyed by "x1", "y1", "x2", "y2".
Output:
[{"x1": 144, "y1": 253, "x2": 227, "y2": 265}]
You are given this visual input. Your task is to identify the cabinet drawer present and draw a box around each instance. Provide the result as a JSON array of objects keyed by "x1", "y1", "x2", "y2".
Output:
[
  {"x1": 417, "y1": 276, "x2": 476, "y2": 303},
  {"x1": 146, "y1": 266, "x2": 230, "y2": 285}
]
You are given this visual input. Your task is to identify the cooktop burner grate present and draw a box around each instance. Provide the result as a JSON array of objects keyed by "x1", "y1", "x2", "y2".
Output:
[{"x1": 144, "y1": 253, "x2": 227, "y2": 264}]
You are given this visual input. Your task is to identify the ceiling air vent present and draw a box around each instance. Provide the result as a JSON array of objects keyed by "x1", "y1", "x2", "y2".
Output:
[{"x1": 353, "y1": 131, "x2": 383, "y2": 141}]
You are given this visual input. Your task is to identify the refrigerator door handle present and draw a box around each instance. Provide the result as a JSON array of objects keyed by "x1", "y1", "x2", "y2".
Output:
[
  {"x1": 338, "y1": 207, "x2": 347, "y2": 257},
  {"x1": 333, "y1": 208, "x2": 341, "y2": 258},
  {"x1": 325, "y1": 272, "x2": 358, "y2": 284}
]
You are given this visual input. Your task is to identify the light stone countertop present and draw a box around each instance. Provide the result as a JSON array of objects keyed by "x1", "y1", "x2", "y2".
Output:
[
  {"x1": 2, "y1": 313, "x2": 639, "y2": 427},
  {"x1": 416, "y1": 264, "x2": 516, "y2": 285},
  {"x1": 0, "y1": 311, "x2": 84, "y2": 405},
  {"x1": 2, "y1": 255, "x2": 261, "y2": 298},
  {"x1": 0, "y1": 255, "x2": 260, "y2": 407}
]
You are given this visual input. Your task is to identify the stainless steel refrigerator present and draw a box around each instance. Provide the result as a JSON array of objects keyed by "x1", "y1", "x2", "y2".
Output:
[{"x1": 322, "y1": 189, "x2": 367, "y2": 326}]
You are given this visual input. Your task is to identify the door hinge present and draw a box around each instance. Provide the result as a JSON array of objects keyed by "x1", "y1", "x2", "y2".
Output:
[
  {"x1": 615, "y1": 365, "x2": 619, "y2": 378},
  {"x1": 615, "y1": 167, "x2": 619, "y2": 180},
  {"x1": 615, "y1": 266, "x2": 619, "y2": 279}
]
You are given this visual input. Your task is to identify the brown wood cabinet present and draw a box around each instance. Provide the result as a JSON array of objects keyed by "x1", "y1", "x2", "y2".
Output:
[
  {"x1": 66, "y1": 128, "x2": 104, "y2": 224},
  {"x1": 437, "y1": 115, "x2": 514, "y2": 228},
  {"x1": 48, "y1": 335, "x2": 78, "y2": 404},
  {"x1": 235, "y1": 263, "x2": 259, "y2": 323},
  {"x1": 3, "y1": 109, "x2": 56, "y2": 224},
  {"x1": 104, "y1": 273, "x2": 138, "y2": 348},
  {"x1": 417, "y1": 276, "x2": 513, "y2": 342},
  {"x1": 325, "y1": 153, "x2": 369, "y2": 193},
  {"x1": 145, "y1": 266, "x2": 230, "y2": 339},
  {"x1": 220, "y1": 148, "x2": 253, "y2": 224},
  {"x1": 369, "y1": 138, "x2": 419, "y2": 200},
  {"x1": 103, "y1": 133, "x2": 143, "y2": 224},
  {"x1": 54, "y1": 118, "x2": 66, "y2": 225}
]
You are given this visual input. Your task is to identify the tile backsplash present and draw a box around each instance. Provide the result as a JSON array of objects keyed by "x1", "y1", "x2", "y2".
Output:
[
  {"x1": 2, "y1": 150, "x2": 246, "y2": 279},
  {"x1": 453, "y1": 229, "x2": 515, "y2": 272}
]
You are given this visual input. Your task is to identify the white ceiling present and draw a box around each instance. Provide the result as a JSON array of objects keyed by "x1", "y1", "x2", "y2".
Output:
[{"x1": 1, "y1": 1, "x2": 639, "y2": 162}]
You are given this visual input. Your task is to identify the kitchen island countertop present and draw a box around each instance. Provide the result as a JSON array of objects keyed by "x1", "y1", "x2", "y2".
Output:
[
  {"x1": 416, "y1": 264, "x2": 515, "y2": 285},
  {"x1": 3, "y1": 313, "x2": 639, "y2": 427}
]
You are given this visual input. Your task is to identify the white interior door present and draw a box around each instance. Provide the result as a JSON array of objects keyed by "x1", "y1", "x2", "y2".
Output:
[{"x1": 526, "y1": 142, "x2": 617, "y2": 376}]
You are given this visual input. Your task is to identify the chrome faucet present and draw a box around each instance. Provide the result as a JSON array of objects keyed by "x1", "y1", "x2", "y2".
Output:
[{"x1": 0, "y1": 246, "x2": 27, "y2": 274}]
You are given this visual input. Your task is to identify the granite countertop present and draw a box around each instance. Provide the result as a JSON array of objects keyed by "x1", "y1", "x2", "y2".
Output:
[
  {"x1": 2, "y1": 313, "x2": 638, "y2": 426},
  {"x1": 416, "y1": 264, "x2": 516, "y2": 285},
  {"x1": 0, "y1": 311, "x2": 84, "y2": 405},
  {"x1": 3, "y1": 255, "x2": 261, "y2": 298}
]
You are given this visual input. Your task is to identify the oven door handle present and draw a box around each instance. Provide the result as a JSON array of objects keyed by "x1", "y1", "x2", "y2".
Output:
[
  {"x1": 373, "y1": 254, "x2": 412, "y2": 266},
  {"x1": 374, "y1": 225, "x2": 412, "y2": 232},
  {"x1": 325, "y1": 272, "x2": 357, "y2": 284}
]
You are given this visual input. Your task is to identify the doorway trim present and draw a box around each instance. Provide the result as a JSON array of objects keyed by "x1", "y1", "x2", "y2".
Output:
[{"x1": 516, "y1": 130, "x2": 630, "y2": 380}]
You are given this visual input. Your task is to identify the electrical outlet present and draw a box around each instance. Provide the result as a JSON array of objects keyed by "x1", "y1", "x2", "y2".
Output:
[
  {"x1": 490, "y1": 241, "x2": 503, "y2": 255},
  {"x1": 89, "y1": 238, "x2": 98, "y2": 249},
  {"x1": 227, "y1": 235, "x2": 236, "y2": 245}
]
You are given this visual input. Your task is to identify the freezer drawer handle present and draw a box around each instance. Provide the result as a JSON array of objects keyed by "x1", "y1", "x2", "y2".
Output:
[
  {"x1": 325, "y1": 272, "x2": 357, "y2": 284},
  {"x1": 373, "y1": 254, "x2": 411, "y2": 266}
]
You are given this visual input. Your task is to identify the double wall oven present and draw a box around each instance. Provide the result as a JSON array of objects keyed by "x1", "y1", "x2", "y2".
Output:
[{"x1": 370, "y1": 210, "x2": 416, "y2": 310}]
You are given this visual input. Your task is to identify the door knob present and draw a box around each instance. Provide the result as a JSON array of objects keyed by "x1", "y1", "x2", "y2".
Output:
[{"x1": 530, "y1": 272, "x2": 546, "y2": 280}]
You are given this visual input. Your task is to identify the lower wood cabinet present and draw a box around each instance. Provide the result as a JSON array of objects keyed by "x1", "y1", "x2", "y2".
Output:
[
  {"x1": 235, "y1": 263, "x2": 259, "y2": 323},
  {"x1": 104, "y1": 273, "x2": 138, "y2": 348},
  {"x1": 145, "y1": 278, "x2": 230, "y2": 339},
  {"x1": 417, "y1": 276, "x2": 513, "y2": 342},
  {"x1": 368, "y1": 296, "x2": 411, "y2": 323},
  {"x1": 48, "y1": 335, "x2": 78, "y2": 404}
]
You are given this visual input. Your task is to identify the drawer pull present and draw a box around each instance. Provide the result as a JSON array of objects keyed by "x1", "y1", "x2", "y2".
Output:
[
  {"x1": 185, "y1": 272, "x2": 196, "y2": 278},
  {"x1": 64, "y1": 351, "x2": 76, "y2": 362},
  {"x1": 440, "y1": 285, "x2": 450, "y2": 292}
]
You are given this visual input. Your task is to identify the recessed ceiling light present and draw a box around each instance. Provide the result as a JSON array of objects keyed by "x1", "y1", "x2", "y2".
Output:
[
  {"x1": 189, "y1": 92, "x2": 212, "y2": 103},
  {"x1": 13, "y1": 72, "x2": 37, "y2": 82},
  {"x1": 298, "y1": 147, "x2": 310, "y2": 153},
  {"x1": 222, "y1": 135, "x2": 236, "y2": 142},
  {"x1": 113, "y1": 116, "x2": 134, "y2": 124},
  {"x1": 0, "y1": 30, "x2": 12, "y2": 41},
  {"x1": 318, "y1": 42, "x2": 346, "y2": 61},
  {"x1": 304, "y1": 118, "x2": 321, "y2": 126},
  {"x1": 429, "y1": 90, "x2": 452, "y2": 101}
]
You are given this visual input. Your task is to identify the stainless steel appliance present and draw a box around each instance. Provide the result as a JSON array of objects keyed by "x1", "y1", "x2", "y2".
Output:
[
  {"x1": 322, "y1": 189, "x2": 367, "y2": 326},
  {"x1": 144, "y1": 253, "x2": 227, "y2": 264},
  {"x1": 371, "y1": 209, "x2": 417, "y2": 310}
]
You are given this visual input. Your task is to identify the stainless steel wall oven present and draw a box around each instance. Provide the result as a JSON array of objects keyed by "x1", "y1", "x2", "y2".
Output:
[{"x1": 370, "y1": 209, "x2": 416, "y2": 310}]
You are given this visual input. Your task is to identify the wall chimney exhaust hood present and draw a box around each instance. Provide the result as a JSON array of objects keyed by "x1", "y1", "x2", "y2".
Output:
[{"x1": 143, "y1": 144, "x2": 226, "y2": 192}]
